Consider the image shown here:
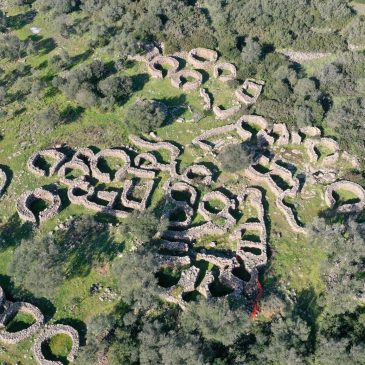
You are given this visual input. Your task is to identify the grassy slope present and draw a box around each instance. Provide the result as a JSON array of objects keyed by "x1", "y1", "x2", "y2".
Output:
[{"x1": 0, "y1": 3, "x2": 362, "y2": 363}]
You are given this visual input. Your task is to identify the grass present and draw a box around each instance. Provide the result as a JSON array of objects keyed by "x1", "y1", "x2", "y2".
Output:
[
  {"x1": 6, "y1": 312, "x2": 36, "y2": 332},
  {"x1": 0, "y1": 3, "x2": 360, "y2": 362}
]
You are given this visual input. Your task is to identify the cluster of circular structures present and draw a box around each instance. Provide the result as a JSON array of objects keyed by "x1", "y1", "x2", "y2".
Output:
[
  {"x1": 14, "y1": 113, "x2": 365, "y2": 306},
  {"x1": 0, "y1": 286, "x2": 79, "y2": 364},
  {"x1": 144, "y1": 47, "x2": 264, "y2": 120}
]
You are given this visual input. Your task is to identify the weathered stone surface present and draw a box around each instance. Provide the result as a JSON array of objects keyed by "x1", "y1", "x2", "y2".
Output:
[
  {"x1": 187, "y1": 48, "x2": 218, "y2": 69},
  {"x1": 33, "y1": 324, "x2": 79, "y2": 365},
  {"x1": 16, "y1": 188, "x2": 61, "y2": 224}
]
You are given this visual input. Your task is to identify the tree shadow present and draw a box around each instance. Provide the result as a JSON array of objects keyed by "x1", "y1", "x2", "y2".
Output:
[
  {"x1": 70, "y1": 50, "x2": 93, "y2": 69},
  {"x1": 0, "y1": 213, "x2": 34, "y2": 251},
  {"x1": 292, "y1": 286, "x2": 321, "y2": 353},
  {"x1": 61, "y1": 105, "x2": 84, "y2": 123},
  {"x1": 6, "y1": 10, "x2": 36, "y2": 29},
  {"x1": 131, "y1": 73, "x2": 150, "y2": 92},
  {"x1": 0, "y1": 274, "x2": 56, "y2": 321},
  {"x1": 36, "y1": 37, "x2": 57, "y2": 56},
  {"x1": 0, "y1": 164, "x2": 13, "y2": 196}
]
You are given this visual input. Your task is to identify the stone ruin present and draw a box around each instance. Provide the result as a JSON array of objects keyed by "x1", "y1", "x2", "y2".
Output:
[
  {"x1": 0, "y1": 286, "x2": 79, "y2": 364},
  {"x1": 171, "y1": 69, "x2": 203, "y2": 92},
  {"x1": 142, "y1": 47, "x2": 262, "y2": 117},
  {"x1": 0, "y1": 301, "x2": 44, "y2": 344},
  {"x1": 27, "y1": 149, "x2": 67, "y2": 177},
  {"x1": 187, "y1": 48, "x2": 218, "y2": 69},
  {"x1": 13, "y1": 111, "x2": 364, "y2": 307},
  {"x1": 235, "y1": 79, "x2": 264, "y2": 106},
  {"x1": 33, "y1": 324, "x2": 79, "y2": 365},
  {"x1": 16, "y1": 188, "x2": 61, "y2": 224},
  {"x1": 213, "y1": 62, "x2": 237, "y2": 82},
  {"x1": 147, "y1": 55, "x2": 180, "y2": 79},
  {"x1": 325, "y1": 180, "x2": 365, "y2": 214}
]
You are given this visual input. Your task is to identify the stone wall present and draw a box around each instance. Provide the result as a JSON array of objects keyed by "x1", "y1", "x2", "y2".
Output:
[
  {"x1": 212, "y1": 105, "x2": 241, "y2": 120},
  {"x1": 16, "y1": 188, "x2": 61, "y2": 224},
  {"x1": 33, "y1": 324, "x2": 79, "y2": 365},
  {"x1": 187, "y1": 48, "x2": 218, "y2": 69},
  {"x1": 325, "y1": 180, "x2": 365, "y2": 214},
  {"x1": 147, "y1": 56, "x2": 180, "y2": 79},
  {"x1": 235, "y1": 79, "x2": 264, "y2": 105},
  {"x1": 171, "y1": 69, "x2": 203, "y2": 92},
  {"x1": 213, "y1": 62, "x2": 237, "y2": 82},
  {"x1": 27, "y1": 149, "x2": 67, "y2": 177},
  {"x1": 199, "y1": 88, "x2": 212, "y2": 110},
  {"x1": 0, "y1": 167, "x2": 8, "y2": 197},
  {"x1": 0, "y1": 302, "x2": 44, "y2": 344}
]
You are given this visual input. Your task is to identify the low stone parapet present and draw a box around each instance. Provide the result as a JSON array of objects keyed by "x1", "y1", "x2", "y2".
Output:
[
  {"x1": 147, "y1": 56, "x2": 180, "y2": 78},
  {"x1": 187, "y1": 48, "x2": 218, "y2": 69},
  {"x1": 16, "y1": 188, "x2": 61, "y2": 224},
  {"x1": 171, "y1": 69, "x2": 203, "y2": 91},
  {"x1": 33, "y1": 324, "x2": 79, "y2": 365}
]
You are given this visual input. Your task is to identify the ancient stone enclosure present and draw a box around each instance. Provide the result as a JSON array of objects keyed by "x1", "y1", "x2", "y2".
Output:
[
  {"x1": 1, "y1": 47, "x2": 364, "y2": 361},
  {"x1": 141, "y1": 47, "x2": 265, "y2": 120},
  {"x1": 0, "y1": 286, "x2": 79, "y2": 365},
  {"x1": 13, "y1": 110, "x2": 363, "y2": 310}
]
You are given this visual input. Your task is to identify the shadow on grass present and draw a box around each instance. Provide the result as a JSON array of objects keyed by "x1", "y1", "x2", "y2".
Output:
[
  {"x1": 0, "y1": 274, "x2": 56, "y2": 321},
  {"x1": 7, "y1": 10, "x2": 36, "y2": 29},
  {"x1": 0, "y1": 213, "x2": 33, "y2": 251},
  {"x1": 131, "y1": 73, "x2": 150, "y2": 92}
]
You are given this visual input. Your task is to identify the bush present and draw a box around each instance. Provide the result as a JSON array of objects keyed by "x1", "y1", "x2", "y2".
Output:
[
  {"x1": 8, "y1": 236, "x2": 64, "y2": 298},
  {"x1": 124, "y1": 99, "x2": 167, "y2": 134},
  {"x1": 217, "y1": 143, "x2": 254, "y2": 173},
  {"x1": 98, "y1": 75, "x2": 133, "y2": 99},
  {"x1": 34, "y1": 105, "x2": 62, "y2": 132},
  {"x1": 119, "y1": 208, "x2": 167, "y2": 245}
]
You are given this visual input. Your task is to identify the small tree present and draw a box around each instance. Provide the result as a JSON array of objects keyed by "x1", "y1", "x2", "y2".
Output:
[
  {"x1": 119, "y1": 208, "x2": 167, "y2": 245},
  {"x1": 75, "y1": 88, "x2": 98, "y2": 108},
  {"x1": 35, "y1": 105, "x2": 62, "y2": 132},
  {"x1": 217, "y1": 142, "x2": 254, "y2": 173},
  {"x1": 241, "y1": 37, "x2": 262, "y2": 64},
  {"x1": 8, "y1": 236, "x2": 64, "y2": 298},
  {"x1": 98, "y1": 75, "x2": 133, "y2": 99},
  {"x1": 124, "y1": 99, "x2": 166, "y2": 134}
]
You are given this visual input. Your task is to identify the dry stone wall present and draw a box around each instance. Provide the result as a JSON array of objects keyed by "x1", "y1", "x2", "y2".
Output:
[
  {"x1": 16, "y1": 188, "x2": 61, "y2": 224},
  {"x1": 0, "y1": 286, "x2": 79, "y2": 363}
]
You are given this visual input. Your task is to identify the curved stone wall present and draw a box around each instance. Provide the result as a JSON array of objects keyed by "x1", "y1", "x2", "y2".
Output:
[
  {"x1": 16, "y1": 188, "x2": 61, "y2": 224},
  {"x1": 325, "y1": 181, "x2": 365, "y2": 214},
  {"x1": 213, "y1": 62, "x2": 237, "y2": 82},
  {"x1": 147, "y1": 56, "x2": 180, "y2": 79},
  {"x1": 171, "y1": 69, "x2": 203, "y2": 92},
  {"x1": 27, "y1": 149, "x2": 67, "y2": 177},
  {"x1": 33, "y1": 324, "x2": 79, "y2": 365},
  {"x1": 187, "y1": 48, "x2": 218, "y2": 69}
]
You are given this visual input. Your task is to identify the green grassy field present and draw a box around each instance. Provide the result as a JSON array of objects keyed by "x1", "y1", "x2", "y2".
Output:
[{"x1": 0, "y1": 3, "x2": 364, "y2": 363}]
